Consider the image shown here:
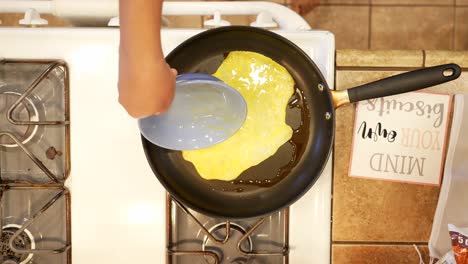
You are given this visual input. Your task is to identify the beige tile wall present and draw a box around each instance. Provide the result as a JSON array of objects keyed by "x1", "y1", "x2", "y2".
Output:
[
  {"x1": 372, "y1": 0, "x2": 453, "y2": 5},
  {"x1": 321, "y1": 0, "x2": 369, "y2": 4},
  {"x1": 370, "y1": 6, "x2": 454, "y2": 50},
  {"x1": 304, "y1": 5, "x2": 370, "y2": 49},
  {"x1": 333, "y1": 245, "x2": 430, "y2": 264},
  {"x1": 455, "y1": 8, "x2": 468, "y2": 50},
  {"x1": 302, "y1": 0, "x2": 468, "y2": 50}
]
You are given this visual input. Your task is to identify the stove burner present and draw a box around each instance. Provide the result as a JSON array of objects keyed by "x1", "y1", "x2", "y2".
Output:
[
  {"x1": 0, "y1": 92, "x2": 39, "y2": 148},
  {"x1": 202, "y1": 223, "x2": 253, "y2": 264},
  {"x1": 1, "y1": 224, "x2": 36, "y2": 264}
]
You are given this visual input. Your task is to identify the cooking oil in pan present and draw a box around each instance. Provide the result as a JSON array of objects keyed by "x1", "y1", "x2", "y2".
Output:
[{"x1": 214, "y1": 86, "x2": 310, "y2": 192}]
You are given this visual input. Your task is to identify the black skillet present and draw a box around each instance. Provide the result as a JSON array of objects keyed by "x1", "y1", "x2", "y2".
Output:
[{"x1": 142, "y1": 26, "x2": 461, "y2": 219}]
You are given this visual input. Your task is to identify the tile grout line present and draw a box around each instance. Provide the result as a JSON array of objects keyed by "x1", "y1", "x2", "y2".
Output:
[
  {"x1": 287, "y1": 2, "x2": 468, "y2": 7},
  {"x1": 336, "y1": 66, "x2": 468, "y2": 71},
  {"x1": 320, "y1": 3, "x2": 456, "y2": 7},
  {"x1": 318, "y1": 3, "x2": 372, "y2": 6},
  {"x1": 422, "y1": 50, "x2": 426, "y2": 67},
  {"x1": 336, "y1": 66, "x2": 423, "y2": 71},
  {"x1": 332, "y1": 241, "x2": 429, "y2": 246},
  {"x1": 373, "y1": 4, "x2": 455, "y2": 6}
]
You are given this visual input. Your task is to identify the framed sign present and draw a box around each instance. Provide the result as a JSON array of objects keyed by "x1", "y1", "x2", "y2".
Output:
[{"x1": 349, "y1": 91, "x2": 452, "y2": 185}]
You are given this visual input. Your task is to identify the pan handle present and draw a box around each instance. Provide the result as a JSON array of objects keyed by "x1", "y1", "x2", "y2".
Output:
[{"x1": 334, "y1": 63, "x2": 461, "y2": 107}]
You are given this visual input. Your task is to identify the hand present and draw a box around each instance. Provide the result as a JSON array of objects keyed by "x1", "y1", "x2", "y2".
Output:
[
  {"x1": 118, "y1": 59, "x2": 177, "y2": 118},
  {"x1": 288, "y1": 0, "x2": 320, "y2": 15}
]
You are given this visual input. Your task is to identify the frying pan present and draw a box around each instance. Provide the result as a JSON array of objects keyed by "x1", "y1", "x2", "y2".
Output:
[{"x1": 142, "y1": 26, "x2": 461, "y2": 219}]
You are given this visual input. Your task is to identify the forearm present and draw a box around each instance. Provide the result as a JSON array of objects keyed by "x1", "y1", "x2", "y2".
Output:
[
  {"x1": 119, "y1": 0, "x2": 164, "y2": 65},
  {"x1": 118, "y1": 0, "x2": 176, "y2": 118}
]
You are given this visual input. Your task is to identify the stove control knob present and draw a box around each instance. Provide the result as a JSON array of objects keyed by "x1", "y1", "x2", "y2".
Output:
[
  {"x1": 19, "y1": 8, "x2": 48, "y2": 26},
  {"x1": 204, "y1": 11, "x2": 231, "y2": 27},
  {"x1": 108, "y1": 16, "x2": 120, "y2": 27},
  {"x1": 250, "y1": 12, "x2": 278, "y2": 28}
]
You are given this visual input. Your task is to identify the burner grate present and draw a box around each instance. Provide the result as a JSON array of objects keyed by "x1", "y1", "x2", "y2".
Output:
[
  {"x1": 0, "y1": 186, "x2": 71, "y2": 264},
  {"x1": 0, "y1": 59, "x2": 70, "y2": 185},
  {"x1": 167, "y1": 195, "x2": 289, "y2": 264},
  {"x1": 0, "y1": 59, "x2": 71, "y2": 264}
]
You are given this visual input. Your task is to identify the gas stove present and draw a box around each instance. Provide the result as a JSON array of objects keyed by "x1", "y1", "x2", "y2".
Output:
[{"x1": 0, "y1": 1, "x2": 334, "y2": 263}]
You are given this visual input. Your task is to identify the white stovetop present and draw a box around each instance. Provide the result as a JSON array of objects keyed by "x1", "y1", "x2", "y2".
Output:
[{"x1": 0, "y1": 27, "x2": 334, "y2": 264}]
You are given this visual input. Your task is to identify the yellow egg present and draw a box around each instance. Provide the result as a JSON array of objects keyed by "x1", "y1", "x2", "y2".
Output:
[{"x1": 182, "y1": 51, "x2": 294, "y2": 181}]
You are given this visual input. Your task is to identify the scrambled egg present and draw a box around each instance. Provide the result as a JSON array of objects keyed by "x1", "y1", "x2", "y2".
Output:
[{"x1": 182, "y1": 51, "x2": 294, "y2": 181}]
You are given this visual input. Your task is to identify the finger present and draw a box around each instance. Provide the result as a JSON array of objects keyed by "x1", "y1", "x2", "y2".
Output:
[{"x1": 171, "y1": 68, "x2": 178, "y2": 76}]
